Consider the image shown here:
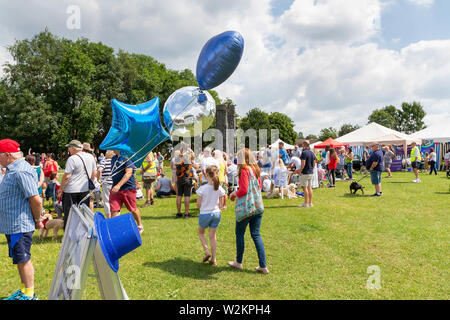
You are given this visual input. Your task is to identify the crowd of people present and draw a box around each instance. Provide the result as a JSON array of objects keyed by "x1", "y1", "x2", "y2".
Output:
[{"x1": 1, "y1": 135, "x2": 449, "y2": 300}]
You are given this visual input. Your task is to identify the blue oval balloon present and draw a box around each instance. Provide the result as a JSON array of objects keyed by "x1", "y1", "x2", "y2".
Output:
[{"x1": 196, "y1": 31, "x2": 244, "y2": 90}]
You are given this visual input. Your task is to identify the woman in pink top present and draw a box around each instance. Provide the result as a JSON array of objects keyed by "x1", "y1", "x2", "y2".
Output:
[{"x1": 228, "y1": 148, "x2": 268, "y2": 274}]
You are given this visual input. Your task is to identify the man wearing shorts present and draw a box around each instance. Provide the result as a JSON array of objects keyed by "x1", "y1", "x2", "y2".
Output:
[
  {"x1": 175, "y1": 148, "x2": 194, "y2": 219},
  {"x1": 366, "y1": 143, "x2": 384, "y2": 197},
  {"x1": 0, "y1": 139, "x2": 43, "y2": 300},
  {"x1": 110, "y1": 151, "x2": 144, "y2": 233},
  {"x1": 410, "y1": 142, "x2": 422, "y2": 183},
  {"x1": 141, "y1": 152, "x2": 157, "y2": 207},
  {"x1": 297, "y1": 141, "x2": 316, "y2": 208}
]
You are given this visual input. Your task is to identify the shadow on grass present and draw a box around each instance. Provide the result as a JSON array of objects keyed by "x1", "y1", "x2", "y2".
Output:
[
  {"x1": 341, "y1": 193, "x2": 371, "y2": 198},
  {"x1": 140, "y1": 208, "x2": 200, "y2": 220},
  {"x1": 435, "y1": 192, "x2": 450, "y2": 194},
  {"x1": 143, "y1": 257, "x2": 254, "y2": 280},
  {"x1": 263, "y1": 205, "x2": 303, "y2": 209},
  {"x1": 387, "y1": 181, "x2": 412, "y2": 184}
]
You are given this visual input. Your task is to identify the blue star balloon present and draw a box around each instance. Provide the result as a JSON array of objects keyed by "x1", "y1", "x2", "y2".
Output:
[{"x1": 99, "y1": 98, "x2": 170, "y2": 167}]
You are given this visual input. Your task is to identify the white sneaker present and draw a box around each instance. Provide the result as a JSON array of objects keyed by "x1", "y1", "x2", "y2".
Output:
[
  {"x1": 308, "y1": 204, "x2": 314, "y2": 208},
  {"x1": 138, "y1": 225, "x2": 144, "y2": 234},
  {"x1": 417, "y1": 179, "x2": 421, "y2": 183},
  {"x1": 412, "y1": 179, "x2": 417, "y2": 183},
  {"x1": 298, "y1": 203, "x2": 308, "y2": 208}
]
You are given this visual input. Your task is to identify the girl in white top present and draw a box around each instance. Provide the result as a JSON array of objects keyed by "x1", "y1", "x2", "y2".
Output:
[{"x1": 196, "y1": 166, "x2": 226, "y2": 266}]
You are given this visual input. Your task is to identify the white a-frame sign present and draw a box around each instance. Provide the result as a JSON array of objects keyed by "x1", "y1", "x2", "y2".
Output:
[{"x1": 49, "y1": 204, "x2": 129, "y2": 300}]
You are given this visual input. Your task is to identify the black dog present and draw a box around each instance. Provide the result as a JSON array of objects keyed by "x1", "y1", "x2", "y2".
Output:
[{"x1": 350, "y1": 181, "x2": 364, "y2": 194}]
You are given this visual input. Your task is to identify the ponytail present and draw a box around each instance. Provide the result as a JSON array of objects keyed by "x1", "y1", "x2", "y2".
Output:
[
  {"x1": 213, "y1": 175, "x2": 219, "y2": 190},
  {"x1": 206, "y1": 166, "x2": 220, "y2": 190}
]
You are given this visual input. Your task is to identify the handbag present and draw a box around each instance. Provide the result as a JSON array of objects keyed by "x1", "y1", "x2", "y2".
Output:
[
  {"x1": 235, "y1": 168, "x2": 264, "y2": 222},
  {"x1": 76, "y1": 154, "x2": 95, "y2": 191}
]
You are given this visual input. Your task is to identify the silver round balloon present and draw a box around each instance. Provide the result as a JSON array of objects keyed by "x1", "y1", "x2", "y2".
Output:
[{"x1": 163, "y1": 86, "x2": 216, "y2": 137}]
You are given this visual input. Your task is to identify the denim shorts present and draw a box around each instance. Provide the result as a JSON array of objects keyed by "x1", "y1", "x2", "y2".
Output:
[
  {"x1": 370, "y1": 170, "x2": 382, "y2": 185},
  {"x1": 199, "y1": 212, "x2": 221, "y2": 229}
]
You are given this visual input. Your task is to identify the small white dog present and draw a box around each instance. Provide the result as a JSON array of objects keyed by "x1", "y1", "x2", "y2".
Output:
[
  {"x1": 268, "y1": 183, "x2": 298, "y2": 199},
  {"x1": 39, "y1": 213, "x2": 64, "y2": 240}
]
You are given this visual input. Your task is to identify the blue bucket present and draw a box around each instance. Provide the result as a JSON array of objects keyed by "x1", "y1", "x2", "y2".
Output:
[{"x1": 94, "y1": 212, "x2": 142, "y2": 272}]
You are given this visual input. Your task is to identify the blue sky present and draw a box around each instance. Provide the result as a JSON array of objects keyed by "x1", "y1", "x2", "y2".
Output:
[
  {"x1": 379, "y1": 0, "x2": 450, "y2": 50},
  {"x1": 271, "y1": 0, "x2": 450, "y2": 51}
]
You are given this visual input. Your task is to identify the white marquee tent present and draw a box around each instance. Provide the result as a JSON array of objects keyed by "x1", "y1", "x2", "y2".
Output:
[
  {"x1": 362, "y1": 133, "x2": 421, "y2": 146},
  {"x1": 336, "y1": 122, "x2": 419, "y2": 145},
  {"x1": 270, "y1": 138, "x2": 296, "y2": 150},
  {"x1": 336, "y1": 122, "x2": 421, "y2": 158},
  {"x1": 410, "y1": 121, "x2": 450, "y2": 143}
]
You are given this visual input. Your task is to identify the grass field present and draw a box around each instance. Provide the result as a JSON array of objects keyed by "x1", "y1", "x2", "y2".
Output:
[{"x1": 0, "y1": 170, "x2": 449, "y2": 300}]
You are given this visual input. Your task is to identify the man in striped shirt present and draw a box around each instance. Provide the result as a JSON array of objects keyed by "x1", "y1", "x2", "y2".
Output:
[
  {"x1": 97, "y1": 150, "x2": 114, "y2": 218},
  {"x1": 0, "y1": 139, "x2": 43, "y2": 300}
]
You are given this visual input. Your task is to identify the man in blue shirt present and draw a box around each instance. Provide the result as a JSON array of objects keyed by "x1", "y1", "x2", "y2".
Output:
[
  {"x1": 0, "y1": 139, "x2": 43, "y2": 300},
  {"x1": 278, "y1": 141, "x2": 290, "y2": 166},
  {"x1": 297, "y1": 141, "x2": 317, "y2": 208},
  {"x1": 365, "y1": 143, "x2": 384, "y2": 197},
  {"x1": 110, "y1": 151, "x2": 143, "y2": 233}
]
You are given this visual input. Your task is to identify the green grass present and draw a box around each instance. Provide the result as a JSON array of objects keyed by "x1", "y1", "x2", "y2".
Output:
[{"x1": 1, "y1": 171, "x2": 449, "y2": 300}]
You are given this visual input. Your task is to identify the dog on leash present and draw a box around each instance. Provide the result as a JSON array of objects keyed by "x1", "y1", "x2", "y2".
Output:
[
  {"x1": 349, "y1": 181, "x2": 365, "y2": 195},
  {"x1": 39, "y1": 213, "x2": 64, "y2": 240}
]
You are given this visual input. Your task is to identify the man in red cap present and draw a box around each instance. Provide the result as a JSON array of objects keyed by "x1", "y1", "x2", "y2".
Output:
[{"x1": 0, "y1": 139, "x2": 43, "y2": 300}]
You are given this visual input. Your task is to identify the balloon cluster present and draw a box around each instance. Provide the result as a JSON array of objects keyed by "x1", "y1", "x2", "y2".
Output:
[
  {"x1": 100, "y1": 31, "x2": 244, "y2": 166},
  {"x1": 163, "y1": 30, "x2": 244, "y2": 136}
]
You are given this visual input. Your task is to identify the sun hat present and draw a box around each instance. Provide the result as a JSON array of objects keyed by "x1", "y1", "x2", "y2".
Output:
[
  {"x1": 82, "y1": 142, "x2": 93, "y2": 151},
  {"x1": 65, "y1": 140, "x2": 83, "y2": 149}
]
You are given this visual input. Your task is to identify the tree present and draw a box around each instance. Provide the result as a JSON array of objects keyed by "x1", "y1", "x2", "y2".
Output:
[
  {"x1": 268, "y1": 112, "x2": 297, "y2": 145},
  {"x1": 239, "y1": 108, "x2": 271, "y2": 132},
  {"x1": 338, "y1": 123, "x2": 360, "y2": 137},
  {"x1": 397, "y1": 102, "x2": 426, "y2": 134},
  {"x1": 305, "y1": 134, "x2": 318, "y2": 140},
  {"x1": 0, "y1": 29, "x2": 227, "y2": 155},
  {"x1": 367, "y1": 102, "x2": 426, "y2": 133},
  {"x1": 318, "y1": 127, "x2": 338, "y2": 141},
  {"x1": 239, "y1": 108, "x2": 297, "y2": 148},
  {"x1": 368, "y1": 105, "x2": 399, "y2": 130}
]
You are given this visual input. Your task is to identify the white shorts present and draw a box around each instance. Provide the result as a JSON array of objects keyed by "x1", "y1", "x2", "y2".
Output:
[{"x1": 299, "y1": 174, "x2": 313, "y2": 187}]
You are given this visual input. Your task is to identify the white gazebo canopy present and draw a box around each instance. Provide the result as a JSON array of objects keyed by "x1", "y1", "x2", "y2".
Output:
[
  {"x1": 410, "y1": 120, "x2": 450, "y2": 143},
  {"x1": 363, "y1": 133, "x2": 421, "y2": 146},
  {"x1": 270, "y1": 138, "x2": 296, "y2": 150},
  {"x1": 337, "y1": 122, "x2": 418, "y2": 146}
]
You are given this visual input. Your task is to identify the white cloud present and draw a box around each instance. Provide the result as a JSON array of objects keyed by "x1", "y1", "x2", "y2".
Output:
[
  {"x1": 406, "y1": 0, "x2": 435, "y2": 8},
  {"x1": 0, "y1": 0, "x2": 448, "y2": 135}
]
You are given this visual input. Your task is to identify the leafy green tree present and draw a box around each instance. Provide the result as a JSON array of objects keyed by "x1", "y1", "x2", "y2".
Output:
[
  {"x1": 305, "y1": 134, "x2": 318, "y2": 140},
  {"x1": 338, "y1": 123, "x2": 360, "y2": 137},
  {"x1": 268, "y1": 112, "x2": 297, "y2": 145},
  {"x1": 368, "y1": 102, "x2": 426, "y2": 134},
  {"x1": 239, "y1": 108, "x2": 271, "y2": 132},
  {"x1": 0, "y1": 29, "x2": 227, "y2": 156},
  {"x1": 397, "y1": 102, "x2": 426, "y2": 134},
  {"x1": 368, "y1": 105, "x2": 399, "y2": 129},
  {"x1": 318, "y1": 127, "x2": 338, "y2": 141}
]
